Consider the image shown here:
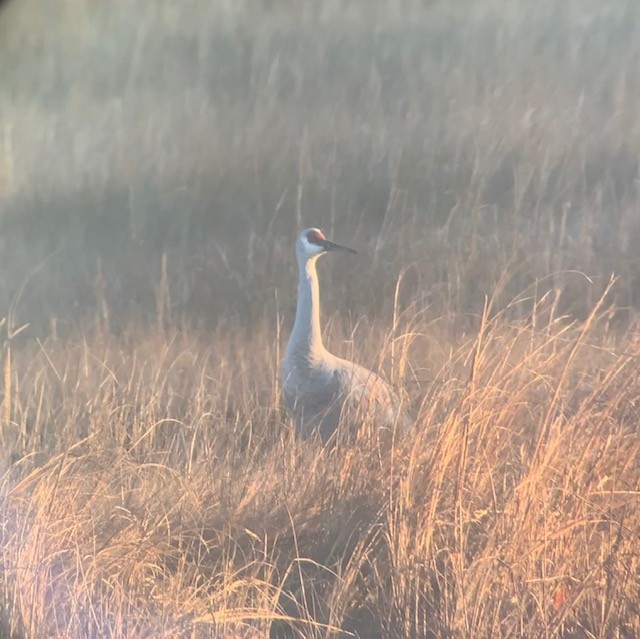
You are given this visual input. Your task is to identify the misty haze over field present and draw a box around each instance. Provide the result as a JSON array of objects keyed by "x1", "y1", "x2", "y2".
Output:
[{"x1": 1, "y1": 0, "x2": 640, "y2": 334}]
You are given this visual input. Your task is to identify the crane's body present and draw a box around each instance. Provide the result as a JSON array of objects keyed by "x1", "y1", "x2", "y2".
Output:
[{"x1": 282, "y1": 228, "x2": 410, "y2": 441}]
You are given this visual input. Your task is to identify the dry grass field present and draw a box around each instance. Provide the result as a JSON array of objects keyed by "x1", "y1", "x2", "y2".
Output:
[{"x1": 0, "y1": 0, "x2": 640, "y2": 637}]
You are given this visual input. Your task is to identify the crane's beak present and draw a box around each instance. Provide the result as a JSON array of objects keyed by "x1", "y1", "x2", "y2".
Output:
[{"x1": 320, "y1": 238, "x2": 357, "y2": 255}]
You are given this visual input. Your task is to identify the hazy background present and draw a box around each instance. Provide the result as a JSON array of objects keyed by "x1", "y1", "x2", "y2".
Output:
[{"x1": 1, "y1": 0, "x2": 640, "y2": 337}]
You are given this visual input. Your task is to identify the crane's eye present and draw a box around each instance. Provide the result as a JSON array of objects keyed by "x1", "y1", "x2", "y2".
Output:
[{"x1": 306, "y1": 230, "x2": 326, "y2": 245}]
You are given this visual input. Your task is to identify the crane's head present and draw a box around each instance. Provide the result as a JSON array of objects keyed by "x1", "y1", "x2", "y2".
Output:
[{"x1": 297, "y1": 228, "x2": 357, "y2": 261}]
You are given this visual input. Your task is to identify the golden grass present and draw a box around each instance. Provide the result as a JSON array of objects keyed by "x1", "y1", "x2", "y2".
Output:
[{"x1": 0, "y1": 288, "x2": 638, "y2": 637}]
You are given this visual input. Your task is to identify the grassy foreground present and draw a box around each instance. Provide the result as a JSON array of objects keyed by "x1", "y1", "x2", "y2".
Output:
[
  {"x1": 1, "y1": 294, "x2": 639, "y2": 637},
  {"x1": 1, "y1": 0, "x2": 640, "y2": 637}
]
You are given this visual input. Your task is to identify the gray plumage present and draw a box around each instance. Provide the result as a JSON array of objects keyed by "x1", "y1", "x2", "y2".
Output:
[{"x1": 282, "y1": 228, "x2": 411, "y2": 442}]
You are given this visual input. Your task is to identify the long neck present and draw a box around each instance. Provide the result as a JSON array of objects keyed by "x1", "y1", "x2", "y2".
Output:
[{"x1": 289, "y1": 257, "x2": 326, "y2": 360}]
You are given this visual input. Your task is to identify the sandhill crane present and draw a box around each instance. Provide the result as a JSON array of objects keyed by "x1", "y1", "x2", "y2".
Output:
[{"x1": 282, "y1": 227, "x2": 411, "y2": 442}]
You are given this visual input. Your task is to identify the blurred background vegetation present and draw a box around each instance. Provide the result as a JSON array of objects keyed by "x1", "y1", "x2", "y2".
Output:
[{"x1": 1, "y1": 0, "x2": 640, "y2": 334}]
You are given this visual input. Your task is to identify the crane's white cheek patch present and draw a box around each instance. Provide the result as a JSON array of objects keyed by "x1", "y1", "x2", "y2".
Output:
[{"x1": 301, "y1": 236, "x2": 324, "y2": 255}]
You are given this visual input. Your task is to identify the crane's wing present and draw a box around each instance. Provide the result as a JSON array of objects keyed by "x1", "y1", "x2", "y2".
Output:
[{"x1": 333, "y1": 360, "x2": 411, "y2": 432}]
